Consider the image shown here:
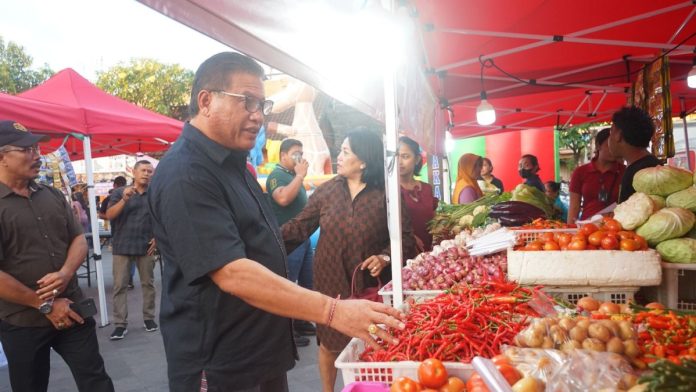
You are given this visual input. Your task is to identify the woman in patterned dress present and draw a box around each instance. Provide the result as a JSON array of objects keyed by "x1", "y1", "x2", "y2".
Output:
[{"x1": 282, "y1": 129, "x2": 416, "y2": 392}]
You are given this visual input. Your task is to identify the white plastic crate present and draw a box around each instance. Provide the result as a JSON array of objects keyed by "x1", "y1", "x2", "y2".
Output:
[
  {"x1": 512, "y1": 228, "x2": 577, "y2": 245},
  {"x1": 377, "y1": 286, "x2": 443, "y2": 306},
  {"x1": 677, "y1": 300, "x2": 696, "y2": 312},
  {"x1": 335, "y1": 338, "x2": 474, "y2": 386},
  {"x1": 541, "y1": 286, "x2": 638, "y2": 305}
]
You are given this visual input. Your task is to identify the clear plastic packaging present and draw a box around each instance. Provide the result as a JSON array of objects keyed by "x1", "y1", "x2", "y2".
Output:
[
  {"x1": 545, "y1": 350, "x2": 638, "y2": 391},
  {"x1": 513, "y1": 316, "x2": 641, "y2": 366}
]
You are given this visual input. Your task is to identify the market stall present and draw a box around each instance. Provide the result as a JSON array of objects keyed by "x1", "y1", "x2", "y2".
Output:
[{"x1": 0, "y1": 69, "x2": 182, "y2": 326}]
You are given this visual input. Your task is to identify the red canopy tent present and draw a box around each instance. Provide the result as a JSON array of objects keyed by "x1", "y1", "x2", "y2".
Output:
[
  {"x1": 0, "y1": 69, "x2": 183, "y2": 325},
  {"x1": 411, "y1": 0, "x2": 696, "y2": 138},
  {"x1": 4, "y1": 68, "x2": 183, "y2": 159}
]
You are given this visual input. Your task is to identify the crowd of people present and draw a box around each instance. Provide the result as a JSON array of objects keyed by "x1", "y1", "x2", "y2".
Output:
[
  {"x1": 0, "y1": 50, "x2": 663, "y2": 392},
  {"x1": 448, "y1": 106, "x2": 659, "y2": 225}
]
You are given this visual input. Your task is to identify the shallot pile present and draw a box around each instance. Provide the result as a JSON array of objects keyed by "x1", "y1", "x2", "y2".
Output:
[{"x1": 394, "y1": 251, "x2": 507, "y2": 290}]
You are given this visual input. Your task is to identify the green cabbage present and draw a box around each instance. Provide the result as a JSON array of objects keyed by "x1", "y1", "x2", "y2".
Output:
[
  {"x1": 511, "y1": 184, "x2": 554, "y2": 217},
  {"x1": 636, "y1": 207, "x2": 696, "y2": 246},
  {"x1": 688, "y1": 226, "x2": 696, "y2": 240},
  {"x1": 649, "y1": 195, "x2": 665, "y2": 210},
  {"x1": 614, "y1": 192, "x2": 655, "y2": 230},
  {"x1": 633, "y1": 166, "x2": 693, "y2": 197},
  {"x1": 656, "y1": 238, "x2": 696, "y2": 263},
  {"x1": 666, "y1": 186, "x2": 696, "y2": 212}
]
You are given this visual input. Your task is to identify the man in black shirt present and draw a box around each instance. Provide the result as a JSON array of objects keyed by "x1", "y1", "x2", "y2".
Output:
[
  {"x1": 608, "y1": 106, "x2": 661, "y2": 203},
  {"x1": 147, "y1": 52, "x2": 405, "y2": 392},
  {"x1": 0, "y1": 121, "x2": 113, "y2": 391}
]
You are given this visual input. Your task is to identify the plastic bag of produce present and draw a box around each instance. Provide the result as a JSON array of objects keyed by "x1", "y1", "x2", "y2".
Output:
[
  {"x1": 665, "y1": 186, "x2": 696, "y2": 212},
  {"x1": 656, "y1": 238, "x2": 696, "y2": 263},
  {"x1": 636, "y1": 207, "x2": 696, "y2": 246},
  {"x1": 649, "y1": 195, "x2": 665, "y2": 210},
  {"x1": 513, "y1": 317, "x2": 640, "y2": 365},
  {"x1": 502, "y1": 346, "x2": 565, "y2": 385},
  {"x1": 633, "y1": 165, "x2": 693, "y2": 196},
  {"x1": 546, "y1": 350, "x2": 638, "y2": 391},
  {"x1": 511, "y1": 184, "x2": 554, "y2": 217},
  {"x1": 613, "y1": 193, "x2": 655, "y2": 230}
]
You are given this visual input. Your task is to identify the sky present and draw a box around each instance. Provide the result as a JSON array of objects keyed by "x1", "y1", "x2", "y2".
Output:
[{"x1": 0, "y1": 0, "x2": 236, "y2": 81}]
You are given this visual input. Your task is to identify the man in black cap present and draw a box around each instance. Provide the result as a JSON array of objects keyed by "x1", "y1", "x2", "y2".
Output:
[{"x1": 0, "y1": 120, "x2": 113, "y2": 392}]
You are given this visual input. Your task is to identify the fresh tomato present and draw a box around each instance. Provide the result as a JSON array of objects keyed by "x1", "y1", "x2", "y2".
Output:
[
  {"x1": 438, "y1": 377, "x2": 466, "y2": 392},
  {"x1": 525, "y1": 242, "x2": 543, "y2": 251},
  {"x1": 580, "y1": 223, "x2": 599, "y2": 236},
  {"x1": 588, "y1": 230, "x2": 606, "y2": 246},
  {"x1": 600, "y1": 235, "x2": 619, "y2": 250},
  {"x1": 634, "y1": 235, "x2": 649, "y2": 250},
  {"x1": 586, "y1": 244, "x2": 598, "y2": 250},
  {"x1": 491, "y1": 354, "x2": 512, "y2": 366},
  {"x1": 418, "y1": 358, "x2": 449, "y2": 389},
  {"x1": 616, "y1": 230, "x2": 634, "y2": 240},
  {"x1": 466, "y1": 374, "x2": 489, "y2": 392},
  {"x1": 620, "y1": 238, "x2": 639, "y2": 251},
  {"x1": 568, "y1": 239, "x2": 587, "y2": 250},
  {"x1": 557, "y1": 233, "x2": 573, "y2": 247},
  {"x1": 391, "y1": 377, "x2": 422, "y2": 392},
  {"x1": 497, "y1": 363, "x2": 522, "y2": 386},
  {"x1": 543, "y1": 241, "x2": 560, "y2": 251},
  {"x1": 539, "y1": 232, "x2": 556, "y2": 243},
  {"x1": 571, "y1": 233, "x2": 587, "y2": 243},
  {"x1": 603, "y1": 218, "x2": 623, "y2": 232}
]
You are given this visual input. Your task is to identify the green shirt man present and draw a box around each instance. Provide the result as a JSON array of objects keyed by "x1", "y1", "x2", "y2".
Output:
[{"x1": 266, "y1": 139, "x2": 309, "y2": 226}]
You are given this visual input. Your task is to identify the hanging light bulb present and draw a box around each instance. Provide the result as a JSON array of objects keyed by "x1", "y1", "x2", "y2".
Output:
[
  {"x1": 476, "y1": 91, "x2": 496, "y2": 125},
  {"x1": 688, "y1": 57, "x2": 696, "y2": 88},
  {"x1": 445, "y1": 130, "x2": 455, "y2": 153}
]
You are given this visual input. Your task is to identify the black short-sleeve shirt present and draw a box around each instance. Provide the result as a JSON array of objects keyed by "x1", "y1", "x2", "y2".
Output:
[
  {"x1": 618, "y1": 154, "x2": 662, "y2": 203},
  {"x1": 0, "y1": 181, "x2": 84, "y2": 327},
  {"x1": 108, "y1": 186, "x2": 152, "y2": 255},
  {"x1": 147, "y1": 123, "x2": 295, "y2": 391}
]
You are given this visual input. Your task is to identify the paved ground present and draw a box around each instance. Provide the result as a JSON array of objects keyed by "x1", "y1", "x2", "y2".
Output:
[{"x1": 0, "y1": 251, "x2": 344, "y2": 392}]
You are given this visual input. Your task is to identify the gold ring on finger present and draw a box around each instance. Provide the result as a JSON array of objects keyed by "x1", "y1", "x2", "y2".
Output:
[
  {"x1": 368, "y1": 323, "x2": 378, "y2": 334},
  {"x1": 58, "y1": 322, "x2": 65, "y2": 328}
]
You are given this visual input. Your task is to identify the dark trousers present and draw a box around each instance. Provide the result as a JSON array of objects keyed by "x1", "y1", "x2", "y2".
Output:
[
  {"x1": 200, "y1": 371, "x2": 289, "y2": 392},
  {"x1": 0, "y1": 317, "x2": 114, "y2": 392}
]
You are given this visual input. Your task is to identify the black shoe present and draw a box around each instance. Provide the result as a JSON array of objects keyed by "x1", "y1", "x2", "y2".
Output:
[
  {"x1": 144, "y1": 320, "x2": 159, "y2": 332},
  {"x1": 294, "y1": 320, "x2": 316, "y2": 336},
  {"x1": 293, "y1": 332, "x2": 310, "y2": 347},
  {"x1": 110, "y1": 327, "x2": 128, "y2": 340}
]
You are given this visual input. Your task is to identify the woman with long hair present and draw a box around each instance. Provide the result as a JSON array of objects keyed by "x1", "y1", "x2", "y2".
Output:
[
  {"x1": 398, "y1": 136, "x2": 438, "y2": 251},
  {"x1": 282, "y1": 129, "x2": 416, "y2": 392}
]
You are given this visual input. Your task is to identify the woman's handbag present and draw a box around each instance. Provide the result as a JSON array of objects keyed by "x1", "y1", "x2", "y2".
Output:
[{"x1": 348, "y1": 264, "x2": 382, "y2": 302}]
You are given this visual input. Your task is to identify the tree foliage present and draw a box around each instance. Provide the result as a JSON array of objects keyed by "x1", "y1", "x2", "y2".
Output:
[
  {"x1": 96, "y1": 59, "x2": 193, "y2": 120},
  {"x1": 557, "y1": 123, "x2": 600, "y2": 169},
  {"x1": 0, "y1": 36, "x2": 54, "y2": 94}
]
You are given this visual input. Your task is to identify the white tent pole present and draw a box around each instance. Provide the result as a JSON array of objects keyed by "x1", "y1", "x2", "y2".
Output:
[
  {"x1": 83, "y1": 136, "x2": 109, "y2": 326},
  {"x1": 384, "y1": 0, "x2": 403, "y2": 309},
  {"x1": 680, "y1": 97, "x2": 693, "y2": 171}
]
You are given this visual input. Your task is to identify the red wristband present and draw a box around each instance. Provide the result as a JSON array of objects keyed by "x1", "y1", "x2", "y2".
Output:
[{"x1": 326, "y1": 294, "x2": 340, "y2": 328}]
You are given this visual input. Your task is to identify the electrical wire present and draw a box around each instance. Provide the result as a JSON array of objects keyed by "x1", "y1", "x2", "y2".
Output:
[{"x1": 478, "y1": 30, "x2": 696, "y2": 91}]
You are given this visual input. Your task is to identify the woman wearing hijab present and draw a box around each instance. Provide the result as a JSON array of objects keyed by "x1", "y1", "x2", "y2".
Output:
[{"x1": 452, "y1": 153, "x2": 484, "y2": 204}]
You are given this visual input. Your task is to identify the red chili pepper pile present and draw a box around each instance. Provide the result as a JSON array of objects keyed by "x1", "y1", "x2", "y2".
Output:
[
  {"x1": 360, "y1": 276, "x2": 540, "y2": 362},
  {"x1": 632, "y1": 309, "x2": 696, "y2": 365}
]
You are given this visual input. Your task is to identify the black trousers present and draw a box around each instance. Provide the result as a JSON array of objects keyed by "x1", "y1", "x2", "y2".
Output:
[{"x1": 0, "y1": 317, "x2": 114, "y2": 392}]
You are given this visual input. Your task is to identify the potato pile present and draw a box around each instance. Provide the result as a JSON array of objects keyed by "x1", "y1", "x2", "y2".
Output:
[{"x1": 514, "y1": 317, "x2": 640, "y2": 364}]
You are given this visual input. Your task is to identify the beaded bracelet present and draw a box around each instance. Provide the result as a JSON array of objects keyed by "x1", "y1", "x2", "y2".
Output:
[{"x1": 326, "y1": 294, "x2": 340, "y2": 327}]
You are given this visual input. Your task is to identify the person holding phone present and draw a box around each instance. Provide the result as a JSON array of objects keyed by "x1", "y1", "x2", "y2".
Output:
[
  {"x1": 266, "y1": 138, "x2": 315, "y2": 346},
  {"x1": 0, "y1": 121, "x2": 113, "y2": 391}
]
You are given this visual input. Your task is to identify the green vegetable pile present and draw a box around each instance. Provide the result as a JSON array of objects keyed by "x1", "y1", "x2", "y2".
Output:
[
  {"x1": 638, "y1": 359, "x2": 696, "y2": 391},
  {"x1": 428, "y1": 192, "x2": 510, "y2": 240},
  {"x1": 613, "y1": 165, "x2": 696, "y2": 263},
  {"x1": 511, "y1": 184, "x2": 554, "y2": 218}
]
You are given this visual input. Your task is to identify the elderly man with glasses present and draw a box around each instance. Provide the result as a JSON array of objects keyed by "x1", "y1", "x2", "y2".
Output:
[
  {"x1": 0, "y1": 120, "x2": 113, "y2": 392},
  {"x1": 147, "y1": 52, "x2": 406, "y2": 392}
]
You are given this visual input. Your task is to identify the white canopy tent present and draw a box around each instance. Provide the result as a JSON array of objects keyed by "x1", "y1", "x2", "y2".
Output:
[{"x1": 138, "y1": 0, "x2": 444, "y2": 307}]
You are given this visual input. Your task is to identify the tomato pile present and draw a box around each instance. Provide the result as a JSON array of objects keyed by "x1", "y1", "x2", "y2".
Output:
[
  {"x1": 390, "y1": 358, "x2": 466, "y2": 391},
  {"x1": 513, "y1": 218, "x2": 576, "y2": 230},
  {"x1": 361, "y1": 275, "x2": 540, "y2": 362},
  {"x1": 467, "y1": 355, "x2": 523, "y2": 392},
  {"x1": 517, "y1": 217, "x2": 649, "y2": 251}
]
